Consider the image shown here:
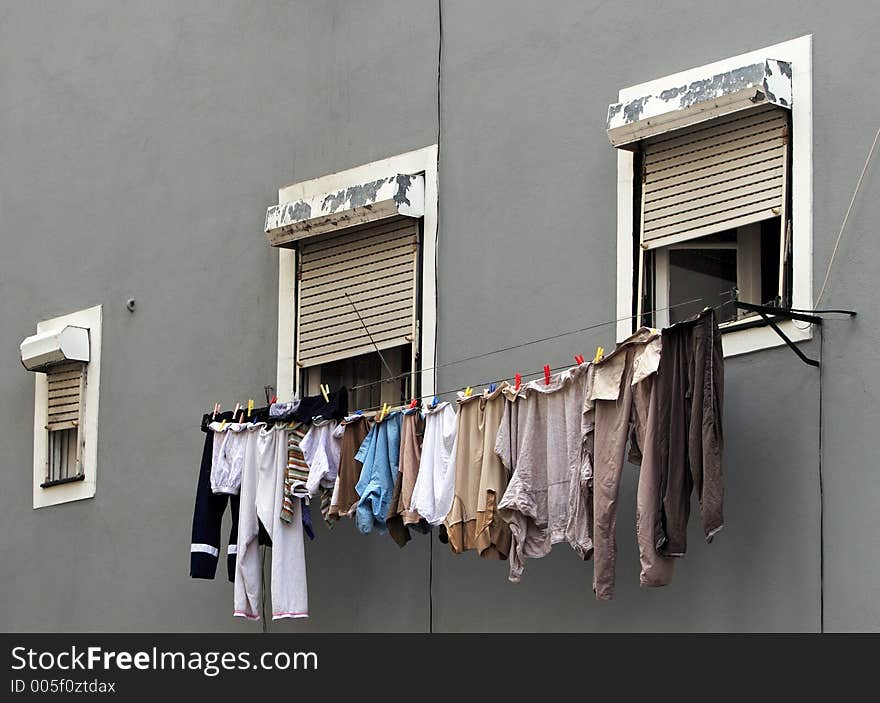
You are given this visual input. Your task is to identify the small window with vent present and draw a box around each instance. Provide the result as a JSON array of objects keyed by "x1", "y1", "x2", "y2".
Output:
[
  {"x1": 43, "y1": 362, "x2": 87, "y2": 487},
  {"x1": 22, "y1": 305, "x2": 102, "y2": 509}
]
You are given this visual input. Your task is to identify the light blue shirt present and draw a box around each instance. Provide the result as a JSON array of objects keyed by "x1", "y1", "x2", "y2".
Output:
[{"x1": 354, "y1": 411, "x2": 402, "y2": 534}]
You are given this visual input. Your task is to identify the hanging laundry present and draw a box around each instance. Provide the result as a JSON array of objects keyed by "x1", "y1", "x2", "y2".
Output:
[
  {"x1": 410, "y1": 402, "x2": 458, "y2": 526},
  {"x1": 302, "y1": 418, "x2": 342, "y2": 523},
  {"x1": 190, "y1": 412, "x2": 239, "y2": 581},
  {"x1": 328, "y1": 414, "x2": 372, "y2": 520},
  {"x1": 386, "y1": 407, "x2": 427, "y2": 547},
  {"x1": 445, "y1": 384, "x2": 512, "y2": 559},
  {"x1": 496, "y1": 364, "x2": 592, "y2": 583},
  {"x1": 652, "y1": 308, "x2": 724, "y2": 557},
  {"x1": 210, "y1": 420, "x2": 248, "y2": 495},
  {"x1": 281, "y1": 423, "x2": 310, "y2": 524},
  {"x1": 292, "y1": 387, "x2": 349, "y2": 423},
  {"x1": 269, "y1": 397, "x2": 301, "y2": 421},
  {"x1": 588, "y1": 327, "x2": 673, "y2": 600},
  {"x1": 354, "y1": 410, "x2": 403, "y2": 534},
  {"x1": 234, "y1": 423, "x2": 308, "y2": 621}
]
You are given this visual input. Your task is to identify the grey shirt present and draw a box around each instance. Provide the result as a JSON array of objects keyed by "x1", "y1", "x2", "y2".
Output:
[{"x1": 496, "y1": 363, "x2": 593, "y2": 582}]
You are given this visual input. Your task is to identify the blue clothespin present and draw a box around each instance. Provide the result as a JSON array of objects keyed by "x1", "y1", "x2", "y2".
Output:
[
  {"x1": 355, "y1": 409, "x2": 364, "y2": 415},
  {"x1": 431, "y1": 396, "x2": 439, "y2": 408},
  {"x1": 488, "y1": 383, "x2": 497, "y2": 393}
]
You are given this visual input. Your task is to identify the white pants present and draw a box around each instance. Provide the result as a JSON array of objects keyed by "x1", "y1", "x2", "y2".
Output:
[{"x1": 234, "y1": 424, "x2": 308, "y2": 620}]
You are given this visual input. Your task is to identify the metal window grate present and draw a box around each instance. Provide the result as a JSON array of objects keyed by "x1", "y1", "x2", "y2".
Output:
[{"x1": 42, "y1": 362, "x2": 86, "y2": 487}]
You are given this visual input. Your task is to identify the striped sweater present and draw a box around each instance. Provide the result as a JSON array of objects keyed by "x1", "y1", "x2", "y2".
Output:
[{"x1": 281, "y1": 423, "x2": 310, "y2": 524}]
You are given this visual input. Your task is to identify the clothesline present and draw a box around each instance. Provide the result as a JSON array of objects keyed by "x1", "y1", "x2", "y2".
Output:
[
  {"x1": 348, "y1": 293, "x2": 724, "y2": 394},
  {"x1": 349, "y1": 295, "x2": 734, "y2": 415}
]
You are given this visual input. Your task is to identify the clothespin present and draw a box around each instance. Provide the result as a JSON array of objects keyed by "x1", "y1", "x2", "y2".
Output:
[
  {"x1": 543, "y1": 365, "x2": 551, "y2": 385},
  {"x1": 219, "y1": 419, "x2": 227, "y2": 431},
  {"x1": 378, "y1": 403, "x2": 389, "y2": 421},
  {"x1": 247, "y1": 399, "x2": 254, "y2": 418},
  {"x1": 232, "y1": 403, "x2": 240, "y2": 423},
  {"x1": 514, "y1": 373, "x2": 522, "y2": 391},
  {"x1": 270, "y1": 395, "x2": 277, "y2": 404},
  {"x1": 464, "y1": 386, "x2": 473, "y2": 398},
  {"x1": 431, "y1": 396, "x2": 439, "y2": 408},
  {"x1": 212, "y1": 403, "x2": 219, "y2": 420},
  {"x1": 320, "y1": 384, "x2": 330, "y2": 403},
  {"x1": 594, "y1": 346, "x2": 605, "y2": 364},
  {"x1": 488, "y1": 383, "x2": 497, "y2": 393},
  {"x1": 574, "y1": 354, "x2": 585, "y2": 365},
  {"x1": 408, "y1": 398, "x2": 418, "y2": 409}
]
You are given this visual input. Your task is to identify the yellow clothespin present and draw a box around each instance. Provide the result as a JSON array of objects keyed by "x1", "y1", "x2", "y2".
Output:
[
  {"x1": 247, "y1": 399, "x2": 254, "y2": 418},
  {"x1": 378, "y1": 403, "x2": 389, "y2": 421},
  {"x1": 594, "y1": 346, "x2": 605, "y2": 364},
  {"x1": 320, "y1": 384, "x2": 330, "y2": 403},
  {"x1": 464, "y1": 386, "x2": 472, "y2": 398}
]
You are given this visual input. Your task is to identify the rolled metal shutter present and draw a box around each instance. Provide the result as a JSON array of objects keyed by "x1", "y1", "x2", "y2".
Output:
[
  {"x1": 640, "y1": 104, "x2": 789, "y2": 249},
  {"x1": 296, "y1": 216, "x2": 419, "y2": 368}
]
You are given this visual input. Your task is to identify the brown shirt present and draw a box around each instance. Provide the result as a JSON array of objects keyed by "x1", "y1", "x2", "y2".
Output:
[
  {"x1": 387, "y1": 409, "x2": 426, "y2": 547},
  {"x1": 328, "y1": 415, "x2": 371, "y2": 519}
]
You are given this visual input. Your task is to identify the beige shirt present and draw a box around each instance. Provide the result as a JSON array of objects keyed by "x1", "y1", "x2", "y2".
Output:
[{"x1": 444, "y1": 384, "x2": 512, "y2": 559}]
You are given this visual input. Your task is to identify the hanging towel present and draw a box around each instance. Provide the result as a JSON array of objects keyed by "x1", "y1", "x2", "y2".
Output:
[{"x1": 302, "y1": 419, "x2": 342, "y2": 524}]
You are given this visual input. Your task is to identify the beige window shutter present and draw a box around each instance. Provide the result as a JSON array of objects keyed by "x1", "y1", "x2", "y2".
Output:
[
  {"x1": 46, "y1": 362, "x2": 86, "y2": 430},
  {"x1": 296, "y1": 216, "x2": 419, "y2": 368},
  {"x1": 640, "y1": 104, "x2": 789, "y2": 250}
]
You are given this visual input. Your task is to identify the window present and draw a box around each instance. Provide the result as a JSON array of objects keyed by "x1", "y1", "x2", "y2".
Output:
[
  {"x1": 640, "y1": 103, "x2": 790, "y2": 328},
  {"x1": 25, "y1": 305, "x2": 102, "y2": 509},
  {"x1": 611, "y1": 36, "x2": 812, "y2": 356},
  {"x1": 267, "y1": 147, "x2": 438, "y2": 407},
  {"x1": 43, "y1": 361, "x2": 87, "y2": 487},
  {"x1": 295, "y1": 216, "x2": 421, "y2": 408}
]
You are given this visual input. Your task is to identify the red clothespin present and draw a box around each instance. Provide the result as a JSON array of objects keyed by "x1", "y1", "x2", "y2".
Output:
[
  {"x1": 514, "y1": 373, "x2": 522, "y2": 391},
  {"x1": 270, "y1": 395, "x2": 277, "y2": 404},
  {"x1": 408, "y1": 398, "x2": 418, "y2": 409},
  {"x1": 543, "y1": 365, "x2": 551, "y2": 385},
  {"x1": 574, "y1": 354, "x2": 585, "y2": 365}
]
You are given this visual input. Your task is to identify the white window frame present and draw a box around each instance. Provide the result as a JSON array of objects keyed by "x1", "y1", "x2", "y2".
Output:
[
  {"x1": 32, "y1": 305, "x2": 102, "y2": 509},
  {"x1": 274, "y1": 146, "x2": 438, "y2": 403},
  {"x1": 615, "y1": 35, "x2": 812, "y2": 355}
]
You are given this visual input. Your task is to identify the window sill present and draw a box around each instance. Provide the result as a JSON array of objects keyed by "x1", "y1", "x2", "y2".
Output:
[
  {"x1": 40, "y1": 474, "x2": 85, "y2": 489},
  {"x1": 720, "y1": 316, "x2": 812, "y2": 358}
]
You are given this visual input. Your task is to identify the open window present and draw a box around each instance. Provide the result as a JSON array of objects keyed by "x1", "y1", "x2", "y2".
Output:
[
  {"x1": 637, "y1": 104, "x2": 791, "y2": 327},
  {"x1": 609, "y1": 37, "x2": 812, "y2": 356}
]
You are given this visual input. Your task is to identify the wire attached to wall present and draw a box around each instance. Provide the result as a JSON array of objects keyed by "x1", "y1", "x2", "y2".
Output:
[{"x1": 816, "y1": 124, "x2": 880, "y2": 306}]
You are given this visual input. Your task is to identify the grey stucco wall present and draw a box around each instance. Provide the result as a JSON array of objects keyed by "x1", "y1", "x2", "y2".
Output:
[{"x1": 0, "y1": 0, "x2": 878, "y2": 632}]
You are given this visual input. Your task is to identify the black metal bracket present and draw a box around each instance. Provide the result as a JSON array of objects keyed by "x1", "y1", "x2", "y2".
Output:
[{"x1": 734, "y1": 301, "x2": 857, "y2": 368}]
